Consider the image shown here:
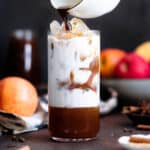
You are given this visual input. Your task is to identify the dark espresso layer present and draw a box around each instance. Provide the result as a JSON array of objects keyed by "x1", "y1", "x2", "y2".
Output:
[{"x1": 49, "y1": 106, "x2": 100, "y2": 139}]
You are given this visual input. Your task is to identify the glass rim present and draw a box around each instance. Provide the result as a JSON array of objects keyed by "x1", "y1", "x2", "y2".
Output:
[
  {"x1": 48, "y1": 29, "x2": 100, "y2": 34},
  {"x1": 48, "y1": 30, "x2": 100, "y2": 41}
]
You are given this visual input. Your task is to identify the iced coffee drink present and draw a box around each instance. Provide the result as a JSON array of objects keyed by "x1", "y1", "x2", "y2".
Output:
[
  {"x1": 48, "y1": 0, "x2": 120, "y2": 142},
  {"x1": 48, "y1": 18, "x2": 100, "y2": 141}
]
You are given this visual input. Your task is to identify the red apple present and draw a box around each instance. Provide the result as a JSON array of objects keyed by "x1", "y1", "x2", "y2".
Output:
[
  {"x1": 100, "y1": 48, "x2": 126, "y2": 78},
  {"x1": 149, "y1": 63, "x2": 150, "y2": 77},
  {"x1": 115, "y1": 53, "x2": 149, "y2": 79}
]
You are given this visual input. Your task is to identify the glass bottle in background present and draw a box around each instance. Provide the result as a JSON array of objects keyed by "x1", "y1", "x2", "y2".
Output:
[{"x1": 5, "y1": 29, "x2": 41, "y2": 87}]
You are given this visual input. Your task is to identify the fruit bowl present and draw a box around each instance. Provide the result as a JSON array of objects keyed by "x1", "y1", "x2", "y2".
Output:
[{"x1": 102, "y1": 79, "x2": 150, "y2": 104}]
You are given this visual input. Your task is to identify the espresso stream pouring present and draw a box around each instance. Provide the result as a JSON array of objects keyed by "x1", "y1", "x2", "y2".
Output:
[{"x1": 50, "y1": 0, "x2": 120, "y2": 18}]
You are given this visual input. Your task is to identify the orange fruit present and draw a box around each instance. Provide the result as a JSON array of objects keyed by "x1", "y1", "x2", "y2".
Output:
[
  {"x1": 0, "y1": 77, "x2": 38, "y2": 117},
  {"x1": 100, "y1": 48, "x2": 126, "y2": 78},
  {"x1": 135, "y1": 41, "x2": 150, "y2": 62}
]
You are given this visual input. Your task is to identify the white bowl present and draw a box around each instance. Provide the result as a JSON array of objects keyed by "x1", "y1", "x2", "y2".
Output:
[{"x1": 102, "y1": 79, "x2": 150, "y2": 102}]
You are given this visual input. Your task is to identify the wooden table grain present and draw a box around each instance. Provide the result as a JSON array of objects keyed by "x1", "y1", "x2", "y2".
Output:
[{"x1": 0, "y1": 113, "x2": 148, "y2": 150}]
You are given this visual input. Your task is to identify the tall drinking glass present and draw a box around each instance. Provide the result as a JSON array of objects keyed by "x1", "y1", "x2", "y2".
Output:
[{"x1": 48, "y1": 30, "x2": 100, "y2": 142}]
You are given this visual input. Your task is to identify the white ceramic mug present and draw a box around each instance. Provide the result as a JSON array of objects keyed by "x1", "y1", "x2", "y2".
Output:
[{"x1": 50, "y1": 0, "x2": 120, "y2": 18}]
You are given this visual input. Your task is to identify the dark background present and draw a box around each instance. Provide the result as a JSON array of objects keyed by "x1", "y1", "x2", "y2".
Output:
[{"x1": 0, "y1": 0, "x2": 150, "y2": 84}]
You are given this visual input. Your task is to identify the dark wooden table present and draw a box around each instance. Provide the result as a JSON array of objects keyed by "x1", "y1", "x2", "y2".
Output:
[{"x1": 0, "y1": 112, "x2": 148, "y2": 150}]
